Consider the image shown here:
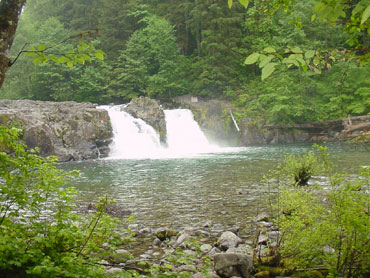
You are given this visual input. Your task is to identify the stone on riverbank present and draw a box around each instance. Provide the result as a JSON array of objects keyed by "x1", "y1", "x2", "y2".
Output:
[
  {"x1": 218, "y1": 231, "x2": 243, "y2": 251},
  {"x1": 214, "y1": 252, "x2": 253, "y2": 278}
]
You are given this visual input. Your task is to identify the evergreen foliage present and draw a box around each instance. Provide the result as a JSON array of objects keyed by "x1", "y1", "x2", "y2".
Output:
[{"x1": 0, "y1": 0, "x2": 369, "y2": 123}]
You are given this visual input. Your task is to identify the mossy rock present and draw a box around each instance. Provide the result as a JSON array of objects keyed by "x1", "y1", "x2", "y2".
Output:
[
  {"x1": 256, "y1": 265, "x2": 291, "y2": 277},
  {"x1": 258, "y1": 255, "x2": 281, "y2": 267},
  {"x1": 0, "y1": 114, "x2": 10, "y2": 125},
  {"x1": 254, "y1": 271, "x2": 270, "y2": 278},
  {"x1": 156, "y1": 229, "x2": 178, "y2": 241}
]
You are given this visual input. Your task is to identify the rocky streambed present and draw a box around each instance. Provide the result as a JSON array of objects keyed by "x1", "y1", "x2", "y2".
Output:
[{"x1": 102, "y1": 213, "x2": 280, "y2": 278}]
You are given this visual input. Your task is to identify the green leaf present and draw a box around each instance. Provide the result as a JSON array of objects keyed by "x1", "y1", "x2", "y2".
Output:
[
  {"x1": 244, "y1": 53, "x2": 260, "y2": 65},
  {"x1": 239, "y1": 0, "x2": 249, "y2": 9},
  {"x1": 57, "y1": 57, "x2": 69, "y2": 64},
  {"x1": 282, "y1": 58, "x2": 299, "y2": 67},
  {"x1": 37, "y1": 44, "x2": 46, "y2": 52},
  {"x1": 305, "y1": 50, "x2": 315, "y2": 59},
  {"x1": 263, "y1": 46, "x2": 276, "y2": 53},
  {"x1": 228, "y1": 0, "x2": 233, "y2": 9},
  {"x1": 259, "y1": 55, "x2": 273, "y2": 68},
  {"x1": 291, "y1": 46, "x2": 302, "y2": 53},
  {"x1": 33, "y1": 58, "x2": 43, "y2": 65},
  {"x1": 67, "y1": 62, "x2": 73, "y2": 67},
  {"x1": 261, "y1": 63, "x2": 277, "y2": 80},
  {"x1": 361, "y1": 5, "x2": 370, "y2": 24},
  {"x1": 311, "y1": 14, "x2": 316, "y2": 22},
  {"x1": 95, "y1": 50, "x2": 105, "y2": 60}
]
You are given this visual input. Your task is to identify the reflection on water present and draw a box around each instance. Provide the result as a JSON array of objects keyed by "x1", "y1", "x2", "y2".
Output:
[{"x1": 60, "y1": 143, "x2": 369, "y2": 229}]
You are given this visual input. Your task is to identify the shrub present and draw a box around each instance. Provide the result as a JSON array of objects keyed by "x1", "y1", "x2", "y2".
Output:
[
  {"x1": 0, "y1": 126, "x2": 125, "y2": 278},
  {"x1": 275, "y1": 148, "x2": 370, "y2": 278},
  {"x1": 280, "y1": 145, "x2": 331, "y2": 186}
]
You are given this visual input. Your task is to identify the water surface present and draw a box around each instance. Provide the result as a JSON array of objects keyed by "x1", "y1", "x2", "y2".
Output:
[{"x1": 61, "y1": 143, "x2": 369, "y2": 229}]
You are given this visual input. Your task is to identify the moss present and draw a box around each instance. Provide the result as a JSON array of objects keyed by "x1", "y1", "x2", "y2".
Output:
[
  {"x1": 256, "y1": 266, "x2": 291, "y2": 277},
  {"x1": 291, "y1": 270, "x2": 324, "y2": 278},
  {"x1": 254, "y1": 271, "x2": 270, "y2": 278},
  {"x1": 0, "y1": 114, "x2": 10, "y2": 125},
  {"x1": 156, "y1": 230, "x2": 178, "y2": 241}
]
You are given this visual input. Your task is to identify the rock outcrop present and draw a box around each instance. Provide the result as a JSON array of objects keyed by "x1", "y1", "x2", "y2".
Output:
[
  {"x1": 124, "y1": 97, "x2": 167, "y2": 145},
  {"x1": 0, "y1": 99, "x2": 112, "y2": 161}
]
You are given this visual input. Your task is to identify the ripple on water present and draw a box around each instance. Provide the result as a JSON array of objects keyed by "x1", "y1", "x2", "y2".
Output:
[{"x1": 60, "y1": 143, "x2": 370, "y2": 229}]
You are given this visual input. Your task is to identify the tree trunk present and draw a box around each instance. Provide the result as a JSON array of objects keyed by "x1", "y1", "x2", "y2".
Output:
[{"x1": 0, "y1": 0, "x2": 26, "y2": 88}]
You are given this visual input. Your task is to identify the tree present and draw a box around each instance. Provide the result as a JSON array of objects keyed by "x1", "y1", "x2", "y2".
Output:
[
  {"x1": 231, "y1": 0, "x2": 370, "y2": 79},
  {"x1": 0, "y1": 0, "x2": 27, "y2": 88},
  {"x1": 111, "y1": 14, "x2": 187, "y2": 101}
]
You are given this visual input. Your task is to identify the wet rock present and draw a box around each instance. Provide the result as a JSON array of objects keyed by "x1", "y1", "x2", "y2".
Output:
[
  {"x1": 152, "y1": 238, "x2": 161, "y2": 247},
  {"x1": 177, "y1": 265, "x2": 197, "y2": 273},
  {"x1": 124, "y1": 97, "x2": 167, "y2": 144},
  {"x1": 184, "y1": 249, "x2": 198, "y2": 258},
  {"x1": 227, "y1": 226, "x2": 240, "y2": 234},
  {"x1": 191, "y1": 273, "x2": 204, "y2": 278},
  {"x1": 268, "y1": 231, "x2": 279, "y2": 240},
  {"x1": 227, "y1": 244, "x2": 253, "y2": 256},
  {"x1": 214, "y1": 253, "x2": 253, "y2": 278},
  {"x1": 254, "y1": 213, "x2": 269, "y2": 222},
  {"x1": 202, "y1": 220, "x2": 213, "y2": 228},
  {"x1": 208, "y1": 247, "x2": 221, "y2": 258},
  {"x1": 258, "y1": 235, "x2": 268, "y2": 245},
  {"x1": 154, "y1": 228, "x2": 178, "y2": 241},
  {"x1": 218, "y1": 231, "x2": 243, "y2": 251},
  {"x1": 200, "y1": 244, "x2": 213, "y2": 254},
  {"x1": 176, "y1": 232, "x2": 191, "y2": 246},
  {"x1": 139, "y1": 227, "x2": 152, "y2": 234}
]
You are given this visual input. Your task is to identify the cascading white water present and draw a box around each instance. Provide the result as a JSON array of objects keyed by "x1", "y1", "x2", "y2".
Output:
[
  {"x1": 165, "y1": 109, "x2": 218, "y2": 155},
  {"x1": 100, "y1": 105, "x2": 162, "y2": 159},
  {"x1": 99, "y1": 105, "x2": 220, "y2": 159}
]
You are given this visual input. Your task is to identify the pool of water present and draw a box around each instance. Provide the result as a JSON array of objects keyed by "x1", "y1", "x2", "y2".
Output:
[{"x1": 60, "y1": 143, "x2": 369, "y2": 229}]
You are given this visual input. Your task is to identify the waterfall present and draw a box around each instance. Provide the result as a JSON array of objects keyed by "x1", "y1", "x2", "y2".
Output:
[
  {"x1": 165, "y1": 109, "x2": 216, "y2": 155},
  {"x1": 99, "y1": 105, "x2": 220, "y2": 159},
  {"x1": 229, "y1": 109, "x2": 240, "y2": 132},
  {"x1": 100, "y1": 105, "x2": 162, "y2": 159}
]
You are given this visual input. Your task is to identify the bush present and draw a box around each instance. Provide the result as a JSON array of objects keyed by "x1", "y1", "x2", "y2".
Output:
[
  {"x1": 0, "y1": 126, "x2": 125, "y2": 278},
  {"x1": 280, "y1": 145, "x2": 331, "y2": 186},
  {"x1": 274, "y1": 148, "x2": 370, "y2": 278}
]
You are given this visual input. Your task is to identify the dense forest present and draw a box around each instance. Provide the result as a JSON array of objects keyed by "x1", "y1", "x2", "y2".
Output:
[{"x1": 1, "y1": 0, "x2": 370, "y2": 124}]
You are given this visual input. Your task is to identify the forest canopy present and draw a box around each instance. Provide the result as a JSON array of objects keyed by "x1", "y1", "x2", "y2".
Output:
[{"x1": 1, "y1": 0, "x2": 369, "y2": 124}]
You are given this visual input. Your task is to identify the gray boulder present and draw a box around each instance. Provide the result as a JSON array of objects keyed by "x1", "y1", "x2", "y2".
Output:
[
  {"x1": 214, "y1": 253, "x2": 253, "y2": 278},
  {"x1": 124, "y1": 97, "x2": 167, "y2": 144},
  {"x1": 218, "y1": 231, "x2": 243, "y2": 251},
  {"x1": 0, "y1": 100, "x2": 112, "y2": 161}
]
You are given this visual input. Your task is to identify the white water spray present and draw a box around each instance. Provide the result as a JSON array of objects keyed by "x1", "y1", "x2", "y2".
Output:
[{"x1": 99, "y1": 105, "x2": 224, "y2": 159}]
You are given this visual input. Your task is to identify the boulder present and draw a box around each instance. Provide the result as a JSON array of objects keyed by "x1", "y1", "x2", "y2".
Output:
[
  {"x1": 218, "y1": 231, "x2": 243, "y2": 251},
  {"x1": 214, "y1": 253, "x2": 253, "y2": 278},
  {"x1": 0, "y1": 100, "x2": 112, "y2": 161},
  {"x1": 124, "y1": 97, "x2": 167, "y2": 145}
]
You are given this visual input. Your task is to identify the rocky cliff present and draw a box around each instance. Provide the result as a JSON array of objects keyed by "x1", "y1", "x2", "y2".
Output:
[{"x1": 0, "y1": 100, "x2": 112, "y2": 161}]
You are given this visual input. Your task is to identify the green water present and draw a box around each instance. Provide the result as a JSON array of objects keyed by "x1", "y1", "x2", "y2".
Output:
[{"x1": 61, "y1": 143, "x2": 369, "y2": 229}]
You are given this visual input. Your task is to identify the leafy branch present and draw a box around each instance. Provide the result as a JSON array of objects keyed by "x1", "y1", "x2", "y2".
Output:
[{"x1": 10, "y1": 30, "x2": 106, "y2": 68}]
